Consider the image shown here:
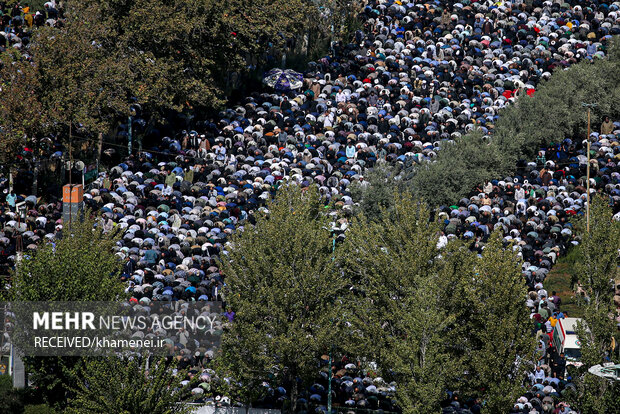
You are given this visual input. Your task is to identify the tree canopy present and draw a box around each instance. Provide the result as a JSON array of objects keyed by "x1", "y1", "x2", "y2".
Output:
[
  {"x1": 5, "y1": 212, "x2": 125, "y2": 409},
  {"x1": 339, "y1": 194, "x2": 535, "y2": 413},
  {"x1": 566, "y1": 197, "x2": 620, "y2": 414},
  {"x1": 7, "y1": 212, "x2": 124, "y2": 302},
  {"x1": 339, "y1": 195, "x2": 454, "y2": 413},
  {"x1": 0, "y1": 50, "x2": 44, "y2": 167},
  {"x1": 0, "y1": 0, "x2": 338, "y2": 163},
  {"x1": 66, "y1": 356, "x2": 192, "y2": 414},
  {"x1": 219, "y1": 185, "x2": 350, "y2": 412},
  {"x1": 220, "y1": 188, "x2": 538, "y2": 412}
]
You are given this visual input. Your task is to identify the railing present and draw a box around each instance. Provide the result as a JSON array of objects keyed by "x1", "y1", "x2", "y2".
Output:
[{"x1": 185, "y1": 405, "x2": 281, "y2": 414}]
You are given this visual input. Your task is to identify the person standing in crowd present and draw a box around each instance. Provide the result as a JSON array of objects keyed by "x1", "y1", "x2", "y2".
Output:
[
  {"x1": 601, "y1": 116, "x2": 614, "y2": 135},
  {"x1": 532, "y1": 365, "x2": 545, "y2": 384},
  {"x1": 345, "y1": 141, "x2": 356, "y2": 160},
  {"x1": 214, "y1": 141, "x2": 226, "y2": 161},
  {"x1": 224, "y1": 307, "x2": 235, "y2": 322},
  {"x1": 5, "y1": 189, "x2": 16, "y2": 211},
  {"x1": 552, "y1": 352, "x2": 567, "y2": 379}
]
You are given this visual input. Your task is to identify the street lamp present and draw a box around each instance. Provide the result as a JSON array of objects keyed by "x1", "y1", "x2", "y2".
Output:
[{"x1": 581, "y1": 102, "x2": 598, "y2": 233}]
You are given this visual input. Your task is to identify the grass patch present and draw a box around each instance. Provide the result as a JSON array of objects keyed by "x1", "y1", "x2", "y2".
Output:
[
  {"x1": 544, "y1": 247, "x2": 584, "y2": 318},
  {"x1": 24, "y1": 405, "x2": 57, "y2": 414},
  {"x1": 544, "y1": 263, "x2": 583, "y2": 318}
]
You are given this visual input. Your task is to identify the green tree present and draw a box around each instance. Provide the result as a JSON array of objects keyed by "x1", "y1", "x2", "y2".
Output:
[
  {"x1": 339, "y1": 195, "x2": 455, "y2": 413},
  {"x1": 0, "y1": 374, "x2": 25, "y2": 414},
  {"x1": 411, "y1": 131, "x2": 509, "y2": 207},
  {"x1": 341, "y1": 191, "x2": 535, "y2": 413},
  {"x1": 23, "y1": 405, "x2": 57, "y2": 414},
  {"x1": 0, "y1": 51, "x2": 44, "y2": 168},
  {"x1": 78, "y1": 0, "x2": 226, "y2": 115},
  {"x1": 71, "y1": 0, "x2": 320, "y2": 116},
  {"x1": 403, "y1": 37, "x2": 620, "y2": 207},
  {"x1": 424, "y1": 233, "x2": 534, "y2": 412},
  {"x1": 573, "y1": 197, "x2": 620, "y2": 366},
  {"x1": 5, "y1": 212, "x2": 125, "y2": 409},
  {"x1": 219, "y1": 185, "x2": 348, "y2": 412},
  {"x1": 0, "y1": 10, "x2": 131, "y2": 172},
  {"x1": 66, "y1": 356, "x2": 192, "y2": 414},
  {"x1": 1, "y1": 0, "x2": 346, "y2": 165},
  {"x1": 222, "y1": 0, "x2": 318, "y2": 64},
  {"x1": 566, "y1": 197, "x2": 620, "y2": 414},
  {"x1": 0, "y1": 0, "x2": 330, "y2": 165},
  {"x1": 214, "y1": 340, "x2": 272, "y2": 412},
  {"x1": 7, "y1": 212, "x2": 124, "y2": 302},
  {"x1": 348, "y1": 162, "x2": 407, "y2": 220},
  {"x1": 456, "y1": 233, "x2": 535, "y2": 413},
  {"x1": 28, "y1": 5, "x2": 132, "y2": 154},
  {"x1": 493, "y1": 37, "x2": 620, "y2": 160},
  {"x1": 566, "y1": 373, "x2": 620, "y2": 414}
]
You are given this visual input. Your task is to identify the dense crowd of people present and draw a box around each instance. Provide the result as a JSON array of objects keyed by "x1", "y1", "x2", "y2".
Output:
[
  {"x1": 0, "y1": 1, "x2": 62, "y2": 52},
  {"x1": 1, "y1": 0, "x2": 620, "y2": 412}
]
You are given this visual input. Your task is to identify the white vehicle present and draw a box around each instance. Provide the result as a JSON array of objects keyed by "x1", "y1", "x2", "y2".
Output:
[
  {"x1": 552, "y1": 317, "x2": 584, "y2": 367},
  {"x1": 588, "y1": 363, "x2": 620, "y2": 381}
]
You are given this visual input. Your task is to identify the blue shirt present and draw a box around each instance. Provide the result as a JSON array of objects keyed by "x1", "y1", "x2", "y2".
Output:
[
  {"x1": 144, "y1": 249, "x2": 158, "y2": 264},
  {"x1": 5, "y1": 193, "x2": 16, "y2": 207}
]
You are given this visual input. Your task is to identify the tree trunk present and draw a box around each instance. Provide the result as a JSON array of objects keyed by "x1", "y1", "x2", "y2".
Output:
[
  {"x1": 96, "y1": 132, "x2": 104, "y2": 164},
  {"x1": 32, "y1": 161, "x2": 39, "y2": 196},
  {"x1": 290, "y1": 375, "x2": 299, "y2": 414},
  {"x1": 302, "y1": 33, "x2": 309, "y2": 56},
  {"x1": 32, "y1": 136, "x2": 40, "y2": 196}
]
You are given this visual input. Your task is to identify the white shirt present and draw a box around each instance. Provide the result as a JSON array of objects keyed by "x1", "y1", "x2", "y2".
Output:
[
  {"x1": 215, "y1": 145, "x2": 226, "y2": 160},
  {"x1": 323, "y1": 112, "x2": 334, "y2": 128},
  {"x1": 515, "y1": 188, "x2": 525, "y2": 200},
  {"x1": 537, "y1": 289, "x2": 548, "y2": 300},
  {"x1": 534, "y1": 369, "x2": 545, "y2": 381},
  {"x1": 437, "y1": 235, "x2": 448, "y2": 249}
]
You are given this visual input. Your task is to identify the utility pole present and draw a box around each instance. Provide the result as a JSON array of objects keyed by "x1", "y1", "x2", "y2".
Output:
[
  {"x1": 69, "y1": 124, "x2": 73, "y2": 232},
  {"x1": 12, "y1": 205, "x2": 25, "y2": 388},
  {"x1": 0, "y1": 302, "x2": 7, "y2": 373},
  {"x1": 581, "y1": 103, "x2": 598, "y2": 233},
  {"x1": 128, "y1": 115, "x2": 133, "y2": 155}
]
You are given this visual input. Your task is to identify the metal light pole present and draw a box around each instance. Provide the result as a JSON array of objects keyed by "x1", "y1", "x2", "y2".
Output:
[
  {"x1": 12, "y1": 204, "x2": 27, "y2": 389},
  {"x1": 327, "y1": 235, "x2": 336, "y2": 414},
  {"x1": 128, "y1": 114, "x2": 133, "y2": 155},
  {"x1": 581, "y1": 103, "x2": 598, "y2": 233},
  {"x1": 69, "y1": 124, "x2": 73, "y2": 232}
]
